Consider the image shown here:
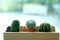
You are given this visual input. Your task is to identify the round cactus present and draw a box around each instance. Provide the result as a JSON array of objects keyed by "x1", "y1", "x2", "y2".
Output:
[
  {"x1": 39, "y1": 22, "x2": 51, "y2": 32},
  {"x1": 10, "y1": 20, "x2": 20, "y2": 32},
  {"x1": 6, "y1": 26, "x2": 10, "y2": 32},
  {"x1": 26, "y1": 20, "x2": 36, "y2": 30}
]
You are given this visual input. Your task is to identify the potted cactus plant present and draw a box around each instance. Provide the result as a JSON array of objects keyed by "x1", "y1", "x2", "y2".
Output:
[
  {"x1": 10, "y1": 20, "x2": 20, "y2": 32},
  {"x1": 23, "y1": 20, "x2": 36, "y2": 32},
  {"x1": 26, "y1": 20, "x2": 36, "y2": 30},
  {"x1": 39, "y1": 22, "x2": 51, "y2": 32}
]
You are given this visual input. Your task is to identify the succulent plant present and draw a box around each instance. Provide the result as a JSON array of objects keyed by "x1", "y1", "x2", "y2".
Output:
[
  {"x1": 6, "y1": 26, "x2": 10, "y2": 32},
  {"x1": 39, "y1": 22, "x2": 51, "y2": 32},
  {"x1": 10, "y1": 20, "x2": 20, "y2": 32},
  {"x1": 26, "y1": 20, "x2": 36, "y2": 30}
]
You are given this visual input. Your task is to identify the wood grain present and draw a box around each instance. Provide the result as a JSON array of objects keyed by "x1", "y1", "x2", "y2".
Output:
[{"x1": 4, "y1": 32, "x2": 59, "y2": 40}]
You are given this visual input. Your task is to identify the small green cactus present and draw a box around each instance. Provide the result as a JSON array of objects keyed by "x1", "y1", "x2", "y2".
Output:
[
  {"x1": 10, "y1": 20, "x2": 20, "y2": 32},
  {"x1": 39, "y1": 22, "x2": 51, "y2": 32},
  {"x1": 26, "y1": 20, "x2": 36, "y2": 30},
  {"x1": 6, "y1": 26, "x2": 11, "y2": 32}
]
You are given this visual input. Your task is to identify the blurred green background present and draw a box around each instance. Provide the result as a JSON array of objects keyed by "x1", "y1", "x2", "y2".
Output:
[{"x1": 0, "y1": 0, "x2": 59, "y2": 12}]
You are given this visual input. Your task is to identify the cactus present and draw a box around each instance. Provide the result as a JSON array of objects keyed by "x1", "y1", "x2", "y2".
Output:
[
  {"x1": 39, "y1": 22, "x2": 51, "y2": 32},
  {"x1": 26, "y1": 20, "x2": 36, "y2": 30},
  {"x1": 6, "y1": 26, "x2": 10, "y2": 32},
  {"x1": 10, "y1": 20, "x2": 20, "y2": 32}
]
